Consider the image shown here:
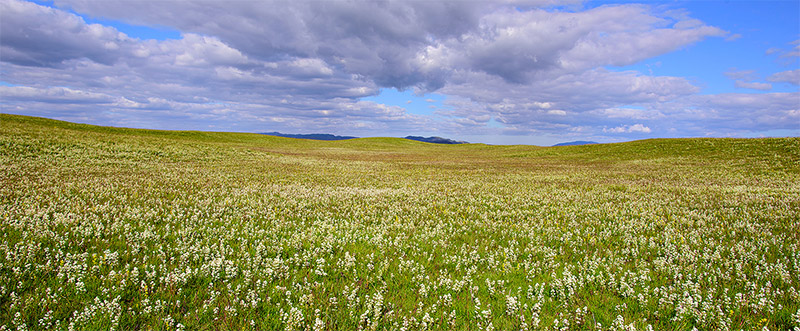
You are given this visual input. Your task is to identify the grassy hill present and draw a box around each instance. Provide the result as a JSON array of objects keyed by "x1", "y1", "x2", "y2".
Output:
[{"x1": 1, "y1": 113, "x2": 798, "y2": 330}]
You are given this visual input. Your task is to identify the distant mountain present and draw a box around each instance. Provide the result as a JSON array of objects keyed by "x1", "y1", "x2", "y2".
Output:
[
  {"x1": 552, "y1": 141, "x2": 599, "y2": 146},
  {"x1": 405, "y1": 136, "x2": 468, "y2": 144},
  {"x1": 260, "y1": 132, "x2": 358, "y2": 141},
  {"x1": 259, "y1": 132, "x2": 469, "y2": 144}
]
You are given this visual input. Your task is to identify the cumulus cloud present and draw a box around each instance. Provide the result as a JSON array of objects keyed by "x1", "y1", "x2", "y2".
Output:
[
  {"x1": 0, "y1": 0, "x2": 133, "y2": 67},
  {"x1": 767, "y1": 69, "x2": 800, "y2": 85},
  {"x1": 1, "y1": 0, "x2": 793, "y2": 141},
  {"x1": 0, "y1": 86, "x2": 116, "y2": 104},
  {"x1": 51, "y1": 0, "x2": 489, "y2": 90},
  {"x1": 604, "y1": 124, "x2": 652, "y2": 134},
  {"x1": 725, "y1": 69, "x2": 776, "y2": 91},
  {"x1": 671, "y1": 92, "x2": 800, "y2": 135},
  {"x1": 48, "y1": 0, "x2": 725, "y2": 87},
  {"x1": 436, "y1": 68, "x2": 698, "y2": 137},
  {"x1": 1, "y1": 0, "x2": 415, "y2": 134},
  {"x1": 590, "y1": 107, "x2": 664, "y2": 120},
  {"x1": 411, "y1": 4, "x2": 725, "y2": 84}
]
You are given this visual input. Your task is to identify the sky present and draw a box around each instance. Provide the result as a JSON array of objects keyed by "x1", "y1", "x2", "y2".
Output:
[{"x1": 1, "y1": 0, "x2": 798, "y2": 145}]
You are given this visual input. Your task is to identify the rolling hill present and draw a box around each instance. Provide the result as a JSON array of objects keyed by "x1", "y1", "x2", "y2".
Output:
[{"x1": 1, "y1": 113, "x2": 798, "y2": 330}]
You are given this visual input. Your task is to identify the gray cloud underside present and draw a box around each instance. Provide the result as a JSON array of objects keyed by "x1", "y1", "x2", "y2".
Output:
[{"x1": 1, "y1": 0, "x2": 797, "y2": 141}]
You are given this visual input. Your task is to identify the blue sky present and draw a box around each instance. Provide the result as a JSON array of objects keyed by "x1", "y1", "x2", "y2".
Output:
[
  {"x1": 1, "y1": 0, "x2": 798, "y2": 145},
  {"x1": 30, "y1": 0, "x2": 183, "y2": 40},
  {"x1": 608, "y1": 1, "x2": 798, "y2": 94}
]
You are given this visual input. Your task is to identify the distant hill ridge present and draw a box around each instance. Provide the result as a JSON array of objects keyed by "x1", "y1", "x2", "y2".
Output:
[
  {"x1": 259, "y1": 132, "x2": 469, "y2": 144},
  {"x1": 404, "y1": 136, "x2": 468, "y2": 144},
  {"x1": 553, "y1": 141, "x2": 599, "y2": 146},
  {"x1": 260, "y1": 132, "x2": 357, "y2": 141}
]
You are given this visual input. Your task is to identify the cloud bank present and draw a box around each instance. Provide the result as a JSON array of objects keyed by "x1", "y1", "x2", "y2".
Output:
[{"x1": 1, "y1": 0, "x2": 797, "y2": 143}]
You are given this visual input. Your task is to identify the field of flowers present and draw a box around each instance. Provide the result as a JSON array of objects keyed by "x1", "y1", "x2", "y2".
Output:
[{"x1": 1, "y1": 113, "x2": 799, "y2": 330}]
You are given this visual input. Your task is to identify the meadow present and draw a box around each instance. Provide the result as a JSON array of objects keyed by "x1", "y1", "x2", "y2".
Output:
[{"x1": 1, "y1": 113, "x2": 798, "y2": 330}]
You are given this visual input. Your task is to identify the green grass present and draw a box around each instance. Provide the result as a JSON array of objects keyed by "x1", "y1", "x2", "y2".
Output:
[{"x1": 1, "y1": 113, "x2": 799, "y2": 330}]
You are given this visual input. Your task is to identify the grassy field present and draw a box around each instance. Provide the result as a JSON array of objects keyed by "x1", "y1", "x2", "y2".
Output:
[{"x1": 1, "y1": 113, "x2": 799, "y2": 330}]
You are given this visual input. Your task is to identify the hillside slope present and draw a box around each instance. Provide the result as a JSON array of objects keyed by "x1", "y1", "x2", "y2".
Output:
[{"x1": 1, "y1": 113, "x2": 799, "y2": 330}]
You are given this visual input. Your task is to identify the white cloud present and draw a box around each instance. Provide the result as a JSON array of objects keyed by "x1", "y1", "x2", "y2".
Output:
[
  {"x1": 725, "y1": 33, "x2": 742, "y2": 41},
  {"x1": 734, "y1": 80, "x2": 772, "y2": 91},
  {"x1": 591, "y1": 107, "x2": 663, "y2": 120},
  {"x1": 46, "y1": 0, "x2": 726, "y2": 88},
  {"x1": 767, "y1": 69, "x2": 800, "y2": 85},
  {"x1": 0, "y1": 86, "x2": 115, "y2": 104},
  {"x1": 725, "y1": 69, "x2": 775, "y2": 91},
  {"x1": 437, "y1": 68, "x2": 698, "y2": 137},
  {"x1": 0, "y1": 0, "x2": 133, "y2": 67},
  {"x1": 628, "y1": 123, "x2": 652, "y2": 133},
  {"x1": 765, "y1": 40, "x2": 800, "y2": 59},
  {"x1": 1, "y1": 0, "x2": 794, "y2": 141},
  {"x1": 603, "y1": 124, "x2": 652, "y2": 134},
  {"x1": 724, "y1": 69, "x2": 756, "y2": 81}
]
